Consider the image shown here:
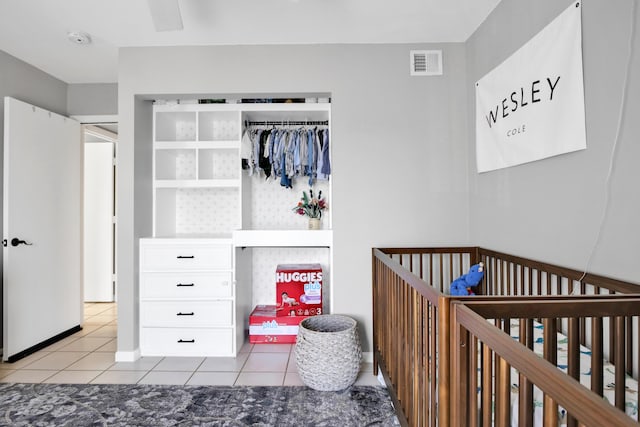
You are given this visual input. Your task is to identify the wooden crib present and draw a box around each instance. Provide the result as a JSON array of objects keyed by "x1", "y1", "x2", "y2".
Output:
[{"x1": 372, "y1": 247, "x2": 640, "y2": 426}]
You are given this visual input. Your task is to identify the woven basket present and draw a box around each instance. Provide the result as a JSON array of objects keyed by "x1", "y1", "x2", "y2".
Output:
[{"x1": 295, "y1": 314, "x2": 362, "y2": 391}]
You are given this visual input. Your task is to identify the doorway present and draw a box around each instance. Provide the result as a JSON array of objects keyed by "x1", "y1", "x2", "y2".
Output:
[{"x1": 83, "y1": 124, "x2": 117, "y2": 303}]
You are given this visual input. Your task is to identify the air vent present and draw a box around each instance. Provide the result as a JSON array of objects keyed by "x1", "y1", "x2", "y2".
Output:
[{"x1": 410, "y1": 50, "x2": 443, "y2": 76}]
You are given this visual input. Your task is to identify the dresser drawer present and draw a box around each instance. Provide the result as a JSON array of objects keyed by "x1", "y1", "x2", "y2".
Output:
[
  {"x1": 140, "y1": 301, "x2": 233, "y2": 327},
  {"x1": 140, "y1": 272, "x2": 233, "y2": 299},
  {"x1": 140, "y1": 327, "x2": 233, "y2": 357},
  {"x1": 140, "y1": 243, "x2": 232, "y2": 271}
]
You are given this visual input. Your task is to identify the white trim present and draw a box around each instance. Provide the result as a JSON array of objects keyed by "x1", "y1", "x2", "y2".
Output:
[
  {"x1": 84, "y1": 124, "x2": 117, "y2": 142},
  {"x1": 115, "y1": 349, "x2": 140, "y2": 362},
  {"x1": 71, "y1": 114, "x2": 117, "y2": 124},
  {"x1": 362, "y1": 351, "x2": 373, "y2": 364}
]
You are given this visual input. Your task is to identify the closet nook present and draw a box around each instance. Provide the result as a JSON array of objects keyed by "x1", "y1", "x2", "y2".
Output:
[{"x1": 139, "y1": 99, "x2": 332, "y2": 358}]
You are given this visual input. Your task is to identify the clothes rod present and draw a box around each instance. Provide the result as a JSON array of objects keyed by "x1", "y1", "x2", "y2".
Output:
[{"x1": 246, "y1": 120, "x2": 329, "y2": 126}]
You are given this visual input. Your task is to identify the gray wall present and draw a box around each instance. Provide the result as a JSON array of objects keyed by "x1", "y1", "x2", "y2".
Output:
[
  {"x1": 67, "y1": 83, "x2": 118, "y2": 116},
  {"x1": 117, "y1": 43, "x2": 471, "y2": 354},
  {"x1": 466, "y1": 0, "x2": 640, "y2": 283},
  {"x1": 0, "y1": 49, "x2": 68, "y2": 347}
]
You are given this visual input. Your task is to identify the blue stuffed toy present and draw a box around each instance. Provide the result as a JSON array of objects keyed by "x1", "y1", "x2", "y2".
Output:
[{"x1": 449, "y1": 262, "x2": 485, "y2": 296}]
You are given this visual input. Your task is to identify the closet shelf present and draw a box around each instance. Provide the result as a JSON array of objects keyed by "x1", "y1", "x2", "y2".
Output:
[
  {"x1": 232, "y1": 230, "x2": 333, "y2": 248},
  {"x1": 155, "y1": 179, "x2": 241, "y2": 189},
  {"x1": 155, "y1": 141, "x2": 240, "y2": 150}
]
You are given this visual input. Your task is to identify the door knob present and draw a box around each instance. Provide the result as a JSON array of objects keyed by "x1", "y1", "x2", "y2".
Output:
[{"x1": 11, "y1": 238, "x2": 32, "y2": 247}]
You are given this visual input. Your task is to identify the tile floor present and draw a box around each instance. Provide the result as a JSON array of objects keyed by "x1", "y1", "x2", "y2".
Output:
[{"x1": 0, "y1": 302, "x2": 381, "y2": 387}]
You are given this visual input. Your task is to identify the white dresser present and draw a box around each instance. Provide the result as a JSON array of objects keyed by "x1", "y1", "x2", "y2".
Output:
[{"x1": 139, "y1": 238, "x2": 241, "y2": 357}]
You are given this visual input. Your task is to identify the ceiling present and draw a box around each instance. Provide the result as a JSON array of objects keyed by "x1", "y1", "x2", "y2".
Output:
[{"x1": 0, "y1": 0, "x2": 501, "y2": 84}]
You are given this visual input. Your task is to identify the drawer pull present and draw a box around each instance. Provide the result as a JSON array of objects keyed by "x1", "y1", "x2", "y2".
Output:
[
  {"x1": 176, "y1": 283, "x2": 195, "y2": 287},
  {"x1": 178, "y1": 339, "x2": 195, "y2": 343},
  {"x1": 177, "y1": 312, "x2": 194, "y2": 316},
  {"x1": 177, "y1": 255, "x2": 195, "y2": 259}
]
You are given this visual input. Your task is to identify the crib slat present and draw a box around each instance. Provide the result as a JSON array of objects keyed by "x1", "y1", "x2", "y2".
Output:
[
  {"x1": 439, "y1": 254, "x2": 444, "y2": 291},
  {"x1": 546, "y1": 271, "x2": 551, "y2": 295},
  {"x1": 518, "y1": 317, "x2": 534, "y2": 427},
  {"x1": 430, "y1": 302, "x2": 437, "y2": 426},
  {"x1": 567, "y1": 317, "x2": 580, "y2": 427},
  {"x1": 493, "y1": 256, "x2": 497, "y2": 295},
  {"x1": 482, "y1": 342, "x2": 492, "y2": 427},
  {"x1": 626, "y1": 316, "x2": 633, "y2": 376},
  {"x1": 499, "y1": 259, "x2": 505, "y2": 295},
  {"x1": 615, "y1": 316, "x2": 626, "y2": 411},
  {"x1": 403, "y1": 279, "x2": 409, "y2": 410},
  {"x1": 469, "y1": 335, "x2": 479, "y2": 427},
  {"x1": 449, "y1": 254, "x2": 454, "y2": 287},
  {"x1": 496, "y1": 353, "x2": 510, "y2": 427},
  {"x1": 537, "y1": 269, "x2": 542, "y2": 296},
  {"x1": 450, "y1": 314, "x2": 462, "y2": 427},
  {"x1": 611, "y1": 313, "x2": 617, "y2": 365},
  {"x1": 591, "y1": 317, "x2": 604, "y2": 396},
  {"x1": 437, "y1": 295, "x2": 450, "y2": 427},
  {"x1": 412, "y1": 289, "x2": 420, "y2": 427},
  {"x1": 543, "y1": 318, "x2": 559, "y2": 426},
  {"x1": 579, "y1": 280, "x2": 586, "y2": 346}
]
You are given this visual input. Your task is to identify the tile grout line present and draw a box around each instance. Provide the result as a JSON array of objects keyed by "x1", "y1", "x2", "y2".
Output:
[{"x1": 183, "y1": 357, "x2": 206, "y2": 385}]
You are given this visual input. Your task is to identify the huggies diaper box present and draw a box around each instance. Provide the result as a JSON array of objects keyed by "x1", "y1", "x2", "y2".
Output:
[
  {"x1": 275, "y1": 263, "x2": 323, "y2": 317},
  {"x1": 249, "y1": 305, "x2": 310, "y2": 344}
]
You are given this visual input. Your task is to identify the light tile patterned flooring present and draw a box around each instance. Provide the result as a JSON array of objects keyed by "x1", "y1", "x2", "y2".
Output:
[{"x1": 0, "y1": 303, "x2": 380, "y2": 387}]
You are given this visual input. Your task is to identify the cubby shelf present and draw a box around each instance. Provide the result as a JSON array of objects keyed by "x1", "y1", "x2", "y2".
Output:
[{"x1": 154, "y1": 179, "x2": 241, "y2": 188}]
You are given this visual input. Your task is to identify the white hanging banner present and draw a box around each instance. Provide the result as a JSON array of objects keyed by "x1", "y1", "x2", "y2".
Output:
[{"x1": 475, "y1": 2, "x2": 586, "y2": 173}]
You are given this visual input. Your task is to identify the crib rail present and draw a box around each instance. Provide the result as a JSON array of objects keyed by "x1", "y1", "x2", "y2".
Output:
[
  {"x1": 478, "y1": 248, "x2": 639, "y2": 297},
  {"x1": 372, "y1": 247, "x2": 478, "y2": 426},
  {"x1": 372, "y1": 247, "x2": 640, "y2": 426},
  {"x1": 478, "y1": 248, "x2": 640, "y2": 374},
  {"x1": 452, "y1": 300, "x2": 640, "y2": 427}
]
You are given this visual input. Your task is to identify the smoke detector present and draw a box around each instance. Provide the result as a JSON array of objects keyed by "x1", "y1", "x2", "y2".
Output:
[{"x1": 67, "y1": 31, "x2": 92, "y2": 45}]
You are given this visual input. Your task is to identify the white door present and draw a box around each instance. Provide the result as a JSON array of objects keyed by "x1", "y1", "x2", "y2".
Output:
[
  {"x1": 83, "y1": 127, "x2": 115, "y2": 302},
  {"x1": 2, "y1": 97, "x2": 82, "y2": 362}
]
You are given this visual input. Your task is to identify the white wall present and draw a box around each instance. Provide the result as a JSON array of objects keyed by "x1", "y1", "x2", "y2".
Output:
[
  {"x1": 117, "y1": 43, "x2": 471, "y2": 354},
  {"x1": 466, "y1": 0, "x2": 640, "y2": 284},
  {"x1": 67, "y1": 83, "x2": 118, "y2": 116}
]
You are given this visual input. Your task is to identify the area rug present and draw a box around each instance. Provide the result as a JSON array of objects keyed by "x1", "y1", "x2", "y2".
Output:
[{"x1": 0, "y1": 383, "x2": 398, "y2": 426}]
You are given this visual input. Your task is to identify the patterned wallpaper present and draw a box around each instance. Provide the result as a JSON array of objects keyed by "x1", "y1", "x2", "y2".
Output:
[
  {"x1": 175, "y1": 188, "x2": 240, "y2": 234},
  {"x1": 249, "y1": 178, "x2": 330, "y2": 230}
]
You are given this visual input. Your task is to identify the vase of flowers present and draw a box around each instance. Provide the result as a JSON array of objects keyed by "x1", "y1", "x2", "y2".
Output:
[{"x1": 292, "y1": 189, "x2": 327, "y2": 229}]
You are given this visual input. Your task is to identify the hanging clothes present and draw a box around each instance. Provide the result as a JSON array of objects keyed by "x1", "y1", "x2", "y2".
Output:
[
  {"x1": 258, "y1": 130, "x2": 272, "y2": 178},
  {"x1": 243, "y1": 122, "x2": 330, "y2": 188},
  {"x1": 318, "y1": 129, "x2": 330, "y2": 180}
]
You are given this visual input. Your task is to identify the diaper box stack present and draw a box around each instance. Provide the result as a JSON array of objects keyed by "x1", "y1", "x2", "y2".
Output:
[
  {"x1": 249, "y1": 305, "x2": 310, "y2": 344},
  {"x1": 275, "y1": 263, "x2": 323, "y2": 317},
  {"x1": 248, "y1": 264, "x2": 323, "y2": 344}
]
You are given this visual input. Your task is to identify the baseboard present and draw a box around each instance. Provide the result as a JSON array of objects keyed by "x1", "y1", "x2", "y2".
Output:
[
  {"x1": 4, "y1": 325, "x2": 82, "y2": 363},
  {"x1": 115, "y1": 348, "x2": 140, "y2": 362},
  {"x1": 362, "y1": 351, "x2": 373, "y2": 364}
]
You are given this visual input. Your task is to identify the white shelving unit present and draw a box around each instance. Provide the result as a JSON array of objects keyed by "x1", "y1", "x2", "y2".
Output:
[
  {"x1": 152, "y1": 105, "x2": 242, "y2": 237},
  {"x1": 141, "y1": 100, "x2": 332, "y2": 358}
]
